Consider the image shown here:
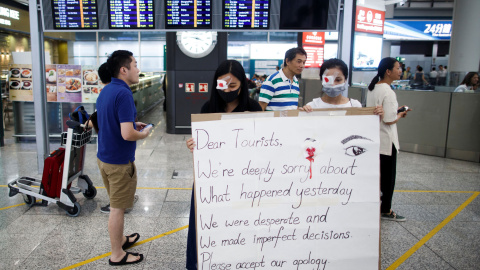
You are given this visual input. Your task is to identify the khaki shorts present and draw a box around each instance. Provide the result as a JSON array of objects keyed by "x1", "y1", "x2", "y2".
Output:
[{"x1": 97, "y1": 158, "x2": 137, "y2": 209}]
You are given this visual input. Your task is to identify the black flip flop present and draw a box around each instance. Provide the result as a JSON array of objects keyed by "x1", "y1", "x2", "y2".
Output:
[
  {"x1": 109, "y1": 252, "x2": 144, "y2": 266},
  {"x1": 122, "y1": 233, "x2": 140, "y2": 250}
]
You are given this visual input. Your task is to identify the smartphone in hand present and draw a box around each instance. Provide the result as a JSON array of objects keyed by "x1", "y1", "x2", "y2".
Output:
[
  {"x1": 397, "y1": 106, "x2": 409, "y2": 113},
  {"x1": 140, "y1": 123, "x2": 154, "y2": 132}
]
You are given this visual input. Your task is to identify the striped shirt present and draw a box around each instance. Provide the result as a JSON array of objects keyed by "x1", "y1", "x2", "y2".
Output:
[{"x1": 259, "y1": 69, "x2": 300, "y2": 111}]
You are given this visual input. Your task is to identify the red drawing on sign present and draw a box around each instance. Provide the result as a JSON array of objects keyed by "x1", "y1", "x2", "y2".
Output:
[
  {"x1": 303, "y1": 138, "x2": 319, "y2": 179},
  {"x1": 199, "y1": 83, "x2": 208, "y2": 92},
  {"x1": 186, "y1": 83, "x2": 195, "y2": 93}
]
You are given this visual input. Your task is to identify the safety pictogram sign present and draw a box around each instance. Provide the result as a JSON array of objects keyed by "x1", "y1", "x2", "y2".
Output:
[
  {"x1": 186, "y1": 83, "x2": 195, "y2": 92},
  {"x1": 199, "y1": 83, "x2": 208, "y2": 93}
]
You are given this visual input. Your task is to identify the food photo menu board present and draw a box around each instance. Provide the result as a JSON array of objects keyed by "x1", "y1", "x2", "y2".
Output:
[
  {"x1": 51, "y1": 0, "x2": 99, "y2": 29},
  {"x1": 108, "y1": 0, "x2": 154, "y2": 29},
  {"x1": 57, "y1": 65, "x2": 82, "y2": 102},
  {"x1": 223, "y1": 0, "x2": 270, "y2": 29},
  {"x1": 165, "y1": 0, "x2": 212, "y2": 29},
  {"x1": 82, "y1": 65, "x2": 102, "y2": 103},
  {"x1": 8, "y1": 64, "x2": 33, "y2": 101},
  {"x1": 45, "y1": 64, "x2": 58, "y2": 102}
]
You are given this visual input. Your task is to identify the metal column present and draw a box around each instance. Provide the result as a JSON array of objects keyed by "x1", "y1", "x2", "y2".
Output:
[{"x1": 30, "y1": 0, "x2": 49, "y2": 173}]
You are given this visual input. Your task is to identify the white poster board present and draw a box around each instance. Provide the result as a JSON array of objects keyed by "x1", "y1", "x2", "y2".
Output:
[{"x1": 192, "y1": 111, "x2": 380, "y2": 270}]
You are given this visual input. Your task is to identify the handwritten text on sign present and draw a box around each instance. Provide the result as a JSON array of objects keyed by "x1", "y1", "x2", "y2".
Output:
[{"x1": 192, "y1": 115, "x2": 380, "y2": 270}]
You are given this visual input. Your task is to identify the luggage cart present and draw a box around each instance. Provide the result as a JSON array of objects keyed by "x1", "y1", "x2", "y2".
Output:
[{"x1": 8, "y1": 121, "x2": 97, "y2": 217}]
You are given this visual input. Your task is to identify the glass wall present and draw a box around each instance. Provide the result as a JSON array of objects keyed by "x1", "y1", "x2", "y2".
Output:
[
  {"x1": 140, "y1": 32, "x2": 166, "y2": 72},
  {"x1": 71, "y1": 31, "x2": 337, "y2": 74},
  {"x1": 72, "y1": 32, "x2": 166, "y2": 71},
  {"x1": 226, "y1": 32, "x2": 298, "y2": 75},
  {"x1": 73, "y1": 32, "x2": 96, "y2": 66}
]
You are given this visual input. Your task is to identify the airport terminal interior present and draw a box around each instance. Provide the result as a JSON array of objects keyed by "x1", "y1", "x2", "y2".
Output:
[
  {"x1": 0, "y1": 0, "x2": 479, "y2": 269},
  {"x1": 1, "y1": 105, "x2": 479, "y2": 269}
]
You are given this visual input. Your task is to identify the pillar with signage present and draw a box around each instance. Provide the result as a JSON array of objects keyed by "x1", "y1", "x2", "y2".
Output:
[
  {"x1": 352, "y1": 6, "x2": 385, "y2": 72},
  {"x1": 166, "y1": 32, "x2": 227, "y2": 134}
]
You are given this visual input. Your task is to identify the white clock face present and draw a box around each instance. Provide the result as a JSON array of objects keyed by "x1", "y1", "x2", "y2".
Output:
[{"x1": 177, "y1": 31, "x2": 217, "y2": 58}]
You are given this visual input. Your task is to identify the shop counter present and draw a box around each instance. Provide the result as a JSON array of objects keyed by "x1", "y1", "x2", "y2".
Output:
[
  {"x1": 445, "y1": 93, "x2": 480, "y2": 162},
  {"x1": 395, "y1": 90, "x2": 451, "y2": 158}
]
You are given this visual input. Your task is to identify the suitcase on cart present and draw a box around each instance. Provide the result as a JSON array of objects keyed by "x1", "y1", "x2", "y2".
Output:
[
  {"x1": 41, "y1": 148, "x2": 65, "y2": 198},
  {"x1": 8, "y1": 119, "x2": 97, "y2": 217}
]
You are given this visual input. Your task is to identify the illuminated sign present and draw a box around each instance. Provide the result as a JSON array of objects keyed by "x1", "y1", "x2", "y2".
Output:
[
  {"x1": 0, "y1": 6, "x2": 20, "y2": 26},
  {"x1": 384, "y1": 20, "x2": 452, "y2": 40},
  {"x1": 223, "y1": 0, "x2": 270, "y2": 29},
  {"x1": 355, "y1": 6, "x2": 385, "y2": 35},
  {"x1": 302, "y1": 32, "x2": 325, "y2": 45},
  {"x1": 108, "y1": 0, "x2": 154, "y2": 29},
  {"x1": 52, "y1": 0, "x2": 99, "y2": 29},
  {"x1": 165, "y1": 0, "x2": 212, "y2": 29},
  {"x1": 304, "y1": 45, "x2": 324, "y2": 68}
]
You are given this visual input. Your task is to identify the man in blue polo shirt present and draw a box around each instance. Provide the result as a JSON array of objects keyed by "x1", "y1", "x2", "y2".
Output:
[
  {"x1": 259, "y1": 47, "x2": 307, "y2": 111},
  {"x1": 96, "y1": 50, "x2": 152, "y2": 266}
]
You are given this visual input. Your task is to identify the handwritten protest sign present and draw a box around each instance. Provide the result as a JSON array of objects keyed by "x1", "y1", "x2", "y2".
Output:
[{"x1": 192, "y1": 111, "x2": 380, "y2": 270}]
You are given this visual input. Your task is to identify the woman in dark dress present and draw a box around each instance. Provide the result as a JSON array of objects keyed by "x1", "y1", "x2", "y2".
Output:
[{"x1": 185, "y1": 59, "x2": 262, "y2": 269}]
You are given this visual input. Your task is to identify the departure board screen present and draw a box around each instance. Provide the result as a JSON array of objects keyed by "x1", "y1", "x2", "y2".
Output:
[
  {"x1": 165, "y1": 0, "x2": 212, "y2": 29},
  {"x1": 223, "y1": 0, "x2": 270, "y2": 29},
  {"x1": 108, "y1": 0, "x2": 154, "y2": 29},
  {"x1": 52, "y1": 0, "x2": 99, "y2": 29}
]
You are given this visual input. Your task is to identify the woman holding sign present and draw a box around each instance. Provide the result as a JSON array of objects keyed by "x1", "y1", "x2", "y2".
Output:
[
  {"x1": 367, "y1": 57, "x2": 411, "y2": 222},
  {"x1": 186, "y1": 60, "x2": 262, "y2": 269},
  {"x1": 300, "y1": 58, "x2": 383, "y2": 116}
]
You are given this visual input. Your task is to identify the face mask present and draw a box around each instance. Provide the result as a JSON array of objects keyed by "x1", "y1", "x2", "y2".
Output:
[
  {"x1": 322, "y1": 73, "x2": 347, "y2": 98},
  {"x1": 218, "y1": 88, "x2": 240, "y2": 103},
  {"x1": 322, "y1": 83, "x2": 347, "y2": 97}
]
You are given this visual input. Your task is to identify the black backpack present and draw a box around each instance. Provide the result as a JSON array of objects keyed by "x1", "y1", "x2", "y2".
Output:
[{"x1": 69, "y1": 106, "x2": 90, "y2": 124}]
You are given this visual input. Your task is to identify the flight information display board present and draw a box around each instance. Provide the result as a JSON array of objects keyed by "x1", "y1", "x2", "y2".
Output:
[
  {"x1": 108, "y1": 0, "x2": 154, "y2": 29},
  {"x1": 223, "y1": 0, "x2": 270, "y2": 29},
  {"x1": 165, "y1": 0, "x2": 212, "y2": 29},
  {"x1": 52, "y1": 0, "x2": 99, "y2": 29}
]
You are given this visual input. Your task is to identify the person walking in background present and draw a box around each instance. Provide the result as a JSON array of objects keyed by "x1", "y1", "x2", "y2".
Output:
[
  {"x1": 429, "y1": 67, "x2": 438, "y2": 85},
  {"x1": 413, "y1": 66, "x2": 429, "y2": 86},
  {"x1": 96, "y1": 50, "x2": 152, "y2": 266},
  {"x1": 367, "y1": 57, "x2": 411, "y2": 222},
  {"x1": 258, "y1": 47, "x2": 307, "y2": 111},
  {"x1": 454, "y1": 72, "x2": 479, "y2": 92},
  {"x1": 438, "y1": 65, "x2": 447, "y2": 85},
  {"x1": 402, "y1": 66, "x2": 412, "y2": 80}
]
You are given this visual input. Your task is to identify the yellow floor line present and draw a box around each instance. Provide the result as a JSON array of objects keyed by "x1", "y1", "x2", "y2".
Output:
[
  {"x1": 396, "y1": 190, "x2": 476, "y2": 193},
  {"x1": 60, "y1": 225, "x2": 189, "y2": 270},
  {"x1": 386, "y1": 191, "x2": 480, "y2": 270},
  {"x1": 0, "y1": 202, "x2": 27, "y2": 211}
]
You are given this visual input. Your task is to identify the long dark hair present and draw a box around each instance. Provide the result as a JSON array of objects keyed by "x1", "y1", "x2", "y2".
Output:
[
  {"x1": 460, "y1": 72, "x2": 479, "y2": 86},
  {"x1": 205, "y1": 60, "x2": 251, "y2": 113},
  {"x1": 368, "y1": 57, "x2": 398, "y2": 91}
]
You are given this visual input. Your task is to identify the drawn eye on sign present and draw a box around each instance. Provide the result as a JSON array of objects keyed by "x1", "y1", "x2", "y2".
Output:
[{"x1": 341, "y1": 135, "x2": 372, "y2": 157}]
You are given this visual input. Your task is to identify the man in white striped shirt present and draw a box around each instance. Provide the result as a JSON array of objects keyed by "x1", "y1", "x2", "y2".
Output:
[{"x1": 259, "y1": 47, "x2": 307, "y2": 111}]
